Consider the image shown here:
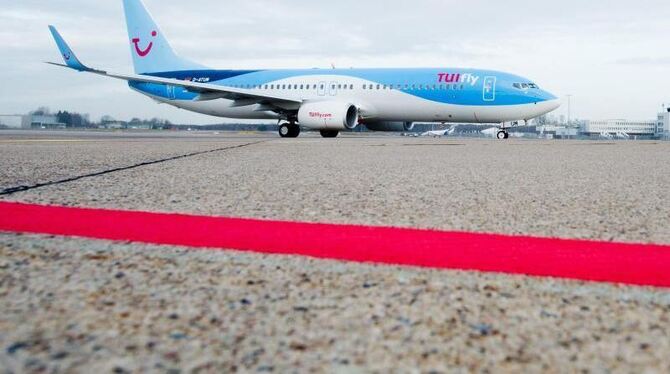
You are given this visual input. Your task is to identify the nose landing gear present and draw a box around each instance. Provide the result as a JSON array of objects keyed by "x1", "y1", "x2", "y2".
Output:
[
  {"x1": 497, "y1": 130, "x2": 509, "y2": 140},
  {"x1": 495, "y1": 120, "x2": 525, "y2": 140}
]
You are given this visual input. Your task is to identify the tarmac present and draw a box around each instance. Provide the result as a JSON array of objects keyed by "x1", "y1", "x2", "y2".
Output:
[{"x1": 1, "y1": 130, "x2": 670, "y2": 372}]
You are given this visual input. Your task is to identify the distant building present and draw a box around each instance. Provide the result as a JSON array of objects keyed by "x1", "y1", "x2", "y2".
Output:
[
  {"x1": 536, "y1": 125, "x2": 578, "y2": 139},
  {"x1": 0, "y1": 115, "x2": 25, "y2": 129},
  {"x1": 657, "y1": 108, "x2": 670, "y2": 139},
  {"x1": 100, "y1": 121, "x2": 126, "y2": 129},
  {"x1": 581, "y1": 119, "x2": 656, "y2": 137},
  {"x1": 22, "y1": 114, "x2": 65, "y2": 128}
]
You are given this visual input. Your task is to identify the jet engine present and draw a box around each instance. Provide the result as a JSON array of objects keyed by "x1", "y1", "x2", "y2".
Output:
[
  {"x1": 297, "y1": 102, "x2": 359, "y2": 130},
  {"x1": 363, "y1": 121, "x2": 415, "y2": 132}
]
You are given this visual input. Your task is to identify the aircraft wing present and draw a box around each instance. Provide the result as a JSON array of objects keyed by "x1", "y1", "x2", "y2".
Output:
[{"x1": 47, "y1": 26, "x2": 302, "y2": 107}]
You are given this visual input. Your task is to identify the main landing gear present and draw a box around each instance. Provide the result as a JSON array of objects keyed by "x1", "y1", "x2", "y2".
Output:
[
  {"x1": 497, "y1": 130, "x2": 509, "y2": 140},
  {"x1": 320, "y1": 130, "x2": 340, "y2": 138},
  {"x1": 278, "y1": 122, "x2": 300, "y2": 138},
  {"x1": 277, "y1": 122, "x2": 340, "y2": 138}
]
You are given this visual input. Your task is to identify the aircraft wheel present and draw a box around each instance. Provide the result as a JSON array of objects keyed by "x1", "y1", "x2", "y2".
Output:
[
  {"x1": 320, "y1": 130, "x2": 339, "y2": 138},
  {"x1": 288, "y1": 124, "x2": 301, "y2": 138},
  {"x1": 497, "y1": 130, "x2": 508, "y2": 140},
  {"x1": 279, "y1": 123, "x2": 291, "y2": 138}
]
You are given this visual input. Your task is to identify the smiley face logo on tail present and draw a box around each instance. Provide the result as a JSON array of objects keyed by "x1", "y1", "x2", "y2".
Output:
[
  {"x1": 132, "y1": 30, "x2": 157, "y2": 57},
  {"x1": 63, "y1": 52, "x2": 71, "y2": 61}
]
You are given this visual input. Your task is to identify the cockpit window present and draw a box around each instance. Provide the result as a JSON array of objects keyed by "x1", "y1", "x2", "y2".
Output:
[{"x1": 513, "y1": 83, "x2": 539, "y2": 89}]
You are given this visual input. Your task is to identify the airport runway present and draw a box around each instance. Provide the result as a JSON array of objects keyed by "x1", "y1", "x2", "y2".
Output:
[{"x1": 1, "y1": 130, "x2": 670, "y2": 372}]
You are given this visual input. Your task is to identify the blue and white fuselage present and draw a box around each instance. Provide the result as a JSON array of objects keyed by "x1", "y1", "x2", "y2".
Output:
[
  {"x1": 134, "y1": 68, "x2": 558, "y2": 123},
  {"x1": 48, "y1": 0, "x2": 560, "y2": 138}
]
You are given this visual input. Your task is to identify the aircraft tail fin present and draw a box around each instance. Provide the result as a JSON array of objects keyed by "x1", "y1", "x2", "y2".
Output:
[
  {"x1": 122, "y1": 0, "x2": 205, "y2": 74},
  {"x1": 48, "y1": 25, "x2": 91, "y2": 72}
]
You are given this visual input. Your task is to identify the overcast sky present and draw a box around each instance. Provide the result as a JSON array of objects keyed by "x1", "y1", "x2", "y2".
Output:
[{"x1": 1, "y1": 0, "x2": 669, "y2": 124}]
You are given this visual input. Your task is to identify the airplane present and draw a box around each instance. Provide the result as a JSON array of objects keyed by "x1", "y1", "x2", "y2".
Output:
[
  {"x1": 421, "y1": 126, "x2": 456, "y2": 138},
  {"x1": 47, "y1": 0, "x2": 561, "y2": 140},
  {"x1": 599, "y1": 132, "x2": 614, "y2": 140}
]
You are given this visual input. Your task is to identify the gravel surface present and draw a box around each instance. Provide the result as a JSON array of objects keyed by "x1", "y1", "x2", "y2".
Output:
[
  {"x1": 1, "y1": 130, "x2": 670, "y2": 372},
  {"x1": 1, "y1": 234, "x2": 669, "y2": 373},
  {"x1": 3, "y1": 132, "x2": 670, "y2": 244},
  {"x1": 0, "y1": 130, "x2": 266, "y2": 191}
]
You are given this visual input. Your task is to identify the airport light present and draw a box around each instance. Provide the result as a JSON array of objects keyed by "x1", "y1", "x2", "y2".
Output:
[{"x1": 565, "y1": 94, "x2": 572, "y2": 126}]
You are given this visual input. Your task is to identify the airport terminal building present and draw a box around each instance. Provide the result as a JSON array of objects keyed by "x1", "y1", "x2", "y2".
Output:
[
  {"x1": 658, "y1": 108, "x2": 670, "y2": 139},
  {"x1": 580, "y1": 110, "x2": 670, "y2": 139},
  {"x1": 581, "y1": 119, "x2": 657, "y2": 137}
]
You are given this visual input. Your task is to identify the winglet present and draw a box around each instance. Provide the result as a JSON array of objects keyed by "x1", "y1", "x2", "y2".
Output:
[{"x1": 48, "y1": 25, "x2": 90, "y2": 71}]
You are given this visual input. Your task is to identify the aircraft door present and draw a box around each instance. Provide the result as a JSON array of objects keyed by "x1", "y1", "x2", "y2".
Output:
[
  {"x1": 318, "y1": 81, "x2": 327, "y2": 96},
  {"x1": 329, "y1": 81, "x2": 338, "y2": 96},
  {"x1": 483, "y1": 76, "x2": 496, "y2": 102},
  {"x1": 166, "y1": 85, "x2": 176, "y2": 100}
]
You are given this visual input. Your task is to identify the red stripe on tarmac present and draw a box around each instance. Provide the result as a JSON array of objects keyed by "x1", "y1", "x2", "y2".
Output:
[{"x1": 1, "y1": 201, "x2": 670, "y2": 287}]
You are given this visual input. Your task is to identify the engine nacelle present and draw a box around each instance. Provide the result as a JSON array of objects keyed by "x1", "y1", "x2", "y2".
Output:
[
  {"x1": 364, "y1": 121, "x2": 415, "y2": 132},
  {"x1": 297, "y1": 102, "x2": 359, "y2": 130}
]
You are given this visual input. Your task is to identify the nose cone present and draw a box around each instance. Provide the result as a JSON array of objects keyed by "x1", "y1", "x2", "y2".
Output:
[
  {"x1": 545, "y1": 98, "x2": 561, "y2": 112},
  {"x1": 534, "y1": 90, "x2": 561, "y2": 113}
]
